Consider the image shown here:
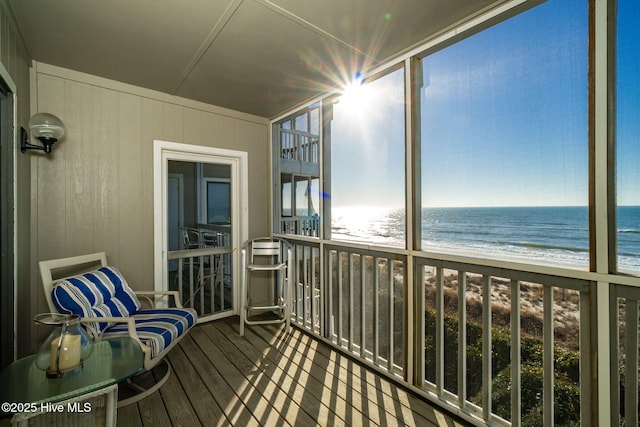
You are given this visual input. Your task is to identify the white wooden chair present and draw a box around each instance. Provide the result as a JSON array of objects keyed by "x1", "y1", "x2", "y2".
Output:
[
  {"x1": 239, "y1": 237, "x2": 292, "y2": 336},
  {"x1": 39, "y1": 252, "x2": 197, "y2": 406}
]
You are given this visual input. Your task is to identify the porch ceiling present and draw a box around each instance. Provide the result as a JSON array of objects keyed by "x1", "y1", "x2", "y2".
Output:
[{"x1": 7, "y1": 0, "x2": 498, "y2": 118}]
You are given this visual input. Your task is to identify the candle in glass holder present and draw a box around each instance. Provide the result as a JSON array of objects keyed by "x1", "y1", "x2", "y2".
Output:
[{"x1": 49, "y1": 334, "x2": 81, "y2": 372}]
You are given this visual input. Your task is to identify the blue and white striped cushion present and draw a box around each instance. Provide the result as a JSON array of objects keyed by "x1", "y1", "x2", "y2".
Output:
[
  {"x1": 101, "y1": 308, "x2": 197, "y2": 357},
  {"x1": 51, "y1": 267, "x2": 141, "y2": 334}
]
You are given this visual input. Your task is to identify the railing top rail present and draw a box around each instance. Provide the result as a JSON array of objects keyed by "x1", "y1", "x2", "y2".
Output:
[
  {"x1": 417, "y1": 257, "x2": 591, "y2": 292},
  {"x1": 168, "y1": 246, "x2": 232, "y2": 260},
  {"x1": 279, "y1": 128, "x2": 319, "y2": 138}
]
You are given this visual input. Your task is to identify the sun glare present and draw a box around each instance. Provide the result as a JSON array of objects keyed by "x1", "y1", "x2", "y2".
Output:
[{"x1": 337, "y1": 76, "x2": 374, "y2": 115}]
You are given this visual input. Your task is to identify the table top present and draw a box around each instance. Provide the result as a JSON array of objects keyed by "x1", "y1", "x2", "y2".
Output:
[{"x1": 0, "y1": 337, "x2": 143, "y2": 412}]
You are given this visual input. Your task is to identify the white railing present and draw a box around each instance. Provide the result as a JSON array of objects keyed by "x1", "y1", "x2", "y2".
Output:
[
  {"x1": 168, "y1": 246, "x2": 233, "y2": 320},
  {"x1": 281, "y1": 216, "x2": 320, "y2": 237},
  {"x1": 415, "y1": 258, "x2": 590, "y2": 426},
  {"x1": 289, "y1": 241, "x2": 322, "y2": 335},
  {"x1": 280, "y1": 129, "x2": 319, "y2": 163},
  {"x1": 283, "y1": 236, "x2": 605, "y2": 426},
  {"x1": 325, "y1": 244, "x2": 406, "y2": 377}
]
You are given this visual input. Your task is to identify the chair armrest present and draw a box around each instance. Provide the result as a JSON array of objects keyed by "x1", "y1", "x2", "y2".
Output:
[{"x1": 134, "y1": 290, "x2": 183, "y2": 308}]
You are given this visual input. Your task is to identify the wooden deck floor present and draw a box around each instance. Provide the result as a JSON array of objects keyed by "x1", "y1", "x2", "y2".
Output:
[{"x1": 117, "y1": 317, "x2": 466, "y2": 427}]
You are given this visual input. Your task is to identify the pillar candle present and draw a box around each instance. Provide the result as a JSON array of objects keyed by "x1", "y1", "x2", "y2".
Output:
[{"x1": 49, "y1": 334, "x2": 81, "y2": 372}]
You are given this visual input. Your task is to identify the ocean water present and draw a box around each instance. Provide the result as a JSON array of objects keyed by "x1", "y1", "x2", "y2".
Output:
[{"x1": 331, "y1": 206, "x2": 640, "y2": 272}]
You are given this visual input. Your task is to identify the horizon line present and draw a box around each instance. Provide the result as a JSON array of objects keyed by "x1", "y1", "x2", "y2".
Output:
[{"x1": 331, "y1": 204, "x2": 640, "y2": 209}]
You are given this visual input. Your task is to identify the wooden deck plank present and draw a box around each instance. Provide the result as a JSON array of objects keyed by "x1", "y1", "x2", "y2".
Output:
[
  {"x1": 166, "y1": 344, "x2": 227, "y2": 425},
  {"x1": 156, "y1": 353, "x2": 202, "y2": 427},
  {"x1": 212, "y1": 320, "x2": 360, "y2": 426},
  {"x1": 123, "y1": 365, "x2": 173, "y2": 427},
  {"x1": 177, "y1": 333, "x2": 260, "y2": 426},
  {"x1": 250, "y1": 322, "x2": 429, "y2": 427},
  {"x1": 261, "y1": 324, "x2": 445, "y2": 426},
  {"x1": 220, "y1": 320, "x2": 381, "y2": 426},
  {"x1": 189, "y1": 324, "x2": 293, "y2": 426},
  {"x1": 116, "y1": 402, "x2": 143, "y2": 427},
  {"x1": 200, "y1": 322, "x2": 321, "y2": 426},
  {"x1": 136, "y1": 390, "x2": 172, "y2": 427}
]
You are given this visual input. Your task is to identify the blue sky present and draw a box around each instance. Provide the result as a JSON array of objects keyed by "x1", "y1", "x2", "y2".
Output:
[
  {"x1": 420, "y1": 0, "x2": 588, "y2": 208},
  {"x1": 617, "y1": 0, "x2": 640, "y2": 206},
  {"x1": 330, "y1": 0, "x2": 638, "y2": 209}
]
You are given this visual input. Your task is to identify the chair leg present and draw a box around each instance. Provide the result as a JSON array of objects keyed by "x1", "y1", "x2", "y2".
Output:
[{"x1": 117, "y1": 359, "x2": 171, "y2": 407}]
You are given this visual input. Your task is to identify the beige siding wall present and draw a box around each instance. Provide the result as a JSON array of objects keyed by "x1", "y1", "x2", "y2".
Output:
[
  {"x1": 0, "y1": 1, "x2": 33, "y2": 358},
  {"x1": 29, "y1": 63, "x2": 270, "y2": 352}
]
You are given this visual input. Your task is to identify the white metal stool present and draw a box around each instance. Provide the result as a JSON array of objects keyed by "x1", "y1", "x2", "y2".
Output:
[{"x1": 239, "y1": 237, "x2": 291, "y2": 336}]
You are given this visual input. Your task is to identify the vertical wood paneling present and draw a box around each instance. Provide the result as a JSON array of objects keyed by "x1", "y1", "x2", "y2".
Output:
[
  {"x1": 64, "y1": 80, "x2": 95, "y2": 256},
  {"x1": 0, "y1": 12, "x2": 8, "y2": 69},
  {"x1": 183, "y1": 108, "x2": 203, "y2": 145},
  {"x1": 217, "y1": 116, "x2": 236, "y2": 151},
  {"x1": 236, "y1": 120, "x2": 269, "y2": 237},
  {"x1": 163, "y1": 103, "x2": 183, "y2": 142},
  {"x1": 92, "y1": 87, "x2": 120, "y2": 263},
  {"x1": 201, "y1": 112, "x2": 221, "y2": 148},
  {"x1": 140, "y1": 98, "x2": 164, "y2": 289},
  {"x1": 36, "y1": 74, "x2": 67, "y2": 262},
  {"x1": 117, "y1": 93, "x2": 144, "y2": 285}
]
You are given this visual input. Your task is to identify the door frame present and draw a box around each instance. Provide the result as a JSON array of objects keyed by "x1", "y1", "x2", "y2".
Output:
[
  {"x1": 167, "y1": 172, "x2": 184, "y2": 252},
  {"x1": 153, "y1": 140, "x2": 248, "y2": 316},
  {"x1": 0, "y1": 61, "x2": 16, "y2": 369}
]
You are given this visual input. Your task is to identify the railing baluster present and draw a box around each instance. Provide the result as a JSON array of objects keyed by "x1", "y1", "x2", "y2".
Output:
[
  {"x1": 511, "y1": 279, "x2": 521, "y2": 426},
  {"x1": 211, "y1": 254, "x2": 216, "y2": 315},
  {"x1": 311, "y1": 247, "x2": 316, "y2": 332},
  {"x1": 327, "y1": 250, "x2": 333, "y2": 340},
  {"x1": 189, "y1": 258, "x2": 194, "y2": 309},
  {"x1": 178, "y1": 258, "x2": 184, "y2": 305},
  {"x1": 337, "y1": 251, "x2": 343, "y2": 347},
  {"x1": 199, "y1": 256, "x2": 205, "y2": 315},
  {"x1": 361, "y1": 255, "x2": 366, "y2": 358},
  {"x1": 218, "y1": 254, "x2": 224, "y2": 312},
  {"x1": 374, "y1": 256, "x2": 380, "y2": 366},
  {"x1": 482, "y1": 275, "x2": 492, "y2": 420},
  {"x1": 580, "y1": 289, "x2": 592, "y2": 427},
  {"x1": 318, "y1": 247, "x2": 323, "y2": 336},
  {"x1": 304, "y1": 245, "x2": 310, "y2": 327},
  {"x1": 349, "y1": 253, "x2": 354, "y2": 353},
  {"x1": 543, "y1": 284, "x2": 554, "y2": 426},
  {"x1": 458, "y1": 271, "x2": 467, "y2": 407},
  {"x1": 435, "y1": 266, "x2": 444, "y2": 395},
  {"x1": 625, "y1": 298, "x2": 639, "y2": 426},
  {"x1": 388, "y1": 258, "x2": 395, "y2": 372}
]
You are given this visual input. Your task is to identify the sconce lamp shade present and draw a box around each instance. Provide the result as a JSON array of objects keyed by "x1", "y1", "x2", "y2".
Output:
[
  {"x1": 29, "y1": 113, "x2": 65, "y2": 142},
  {"x1": 21, "y1": 113, "x2": 66, "y2": 154}
]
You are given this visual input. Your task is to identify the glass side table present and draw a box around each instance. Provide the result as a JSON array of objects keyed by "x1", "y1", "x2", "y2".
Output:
[{"x1": 0, "y1": 337, "x2": 143, "y2": 423}]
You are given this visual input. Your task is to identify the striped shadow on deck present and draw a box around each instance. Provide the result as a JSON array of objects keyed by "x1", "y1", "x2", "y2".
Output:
[{"x1": 118, "y1": 317, "x2": 467, "y2": 427}]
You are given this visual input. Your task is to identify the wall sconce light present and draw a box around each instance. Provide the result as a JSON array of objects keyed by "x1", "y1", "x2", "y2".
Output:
[{"x1": 21, "y1": 113, "x2": 66, "y2": 154}]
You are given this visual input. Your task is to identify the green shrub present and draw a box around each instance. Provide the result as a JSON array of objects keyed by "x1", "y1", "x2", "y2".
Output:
[{"x1": 424, "y1": 309, "x2": 582, "y2": 426}]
